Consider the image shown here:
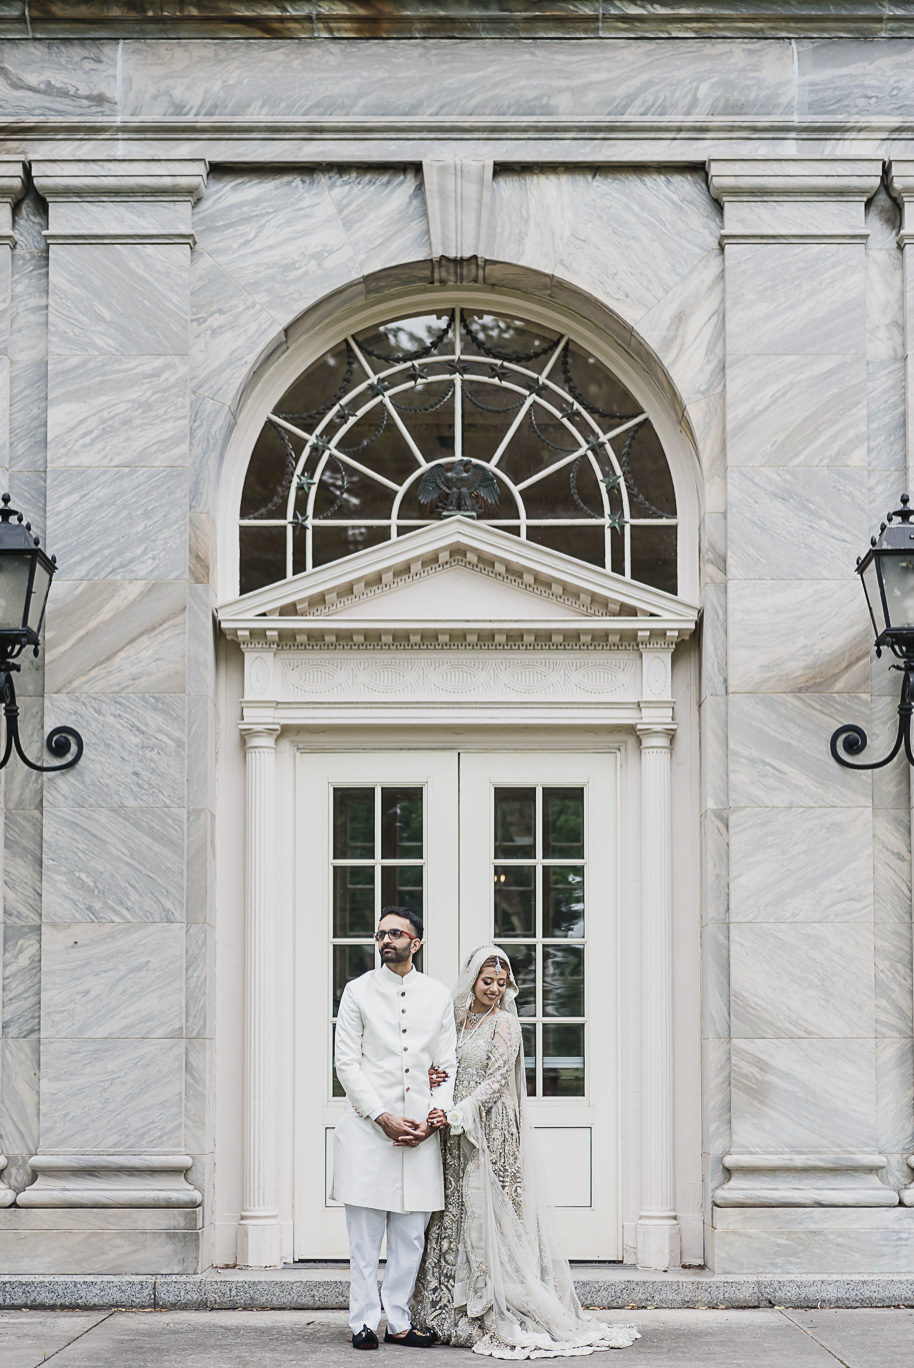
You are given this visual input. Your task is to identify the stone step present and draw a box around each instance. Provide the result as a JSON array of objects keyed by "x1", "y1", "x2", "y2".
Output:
[{"x1": 2, "y1": 1267, "x2": 914, "y2": 1310}]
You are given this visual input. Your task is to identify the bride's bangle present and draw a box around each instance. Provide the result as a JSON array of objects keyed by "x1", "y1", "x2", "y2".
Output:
[{"x1": 446, "y1": 1107, "x2": 464, "y2": 1135}]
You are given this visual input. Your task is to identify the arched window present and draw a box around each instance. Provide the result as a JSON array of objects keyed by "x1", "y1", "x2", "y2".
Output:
[{"x1": 239, "y1": 307, "x2": 677, "y2": 597}]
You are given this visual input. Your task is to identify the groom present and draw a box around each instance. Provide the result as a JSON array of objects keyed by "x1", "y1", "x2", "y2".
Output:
[{"x1": 333, "y1": 906, "x2": 457, "y2": 1350}]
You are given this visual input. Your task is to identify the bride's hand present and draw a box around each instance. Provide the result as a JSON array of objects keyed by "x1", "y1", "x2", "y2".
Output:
[
  {"x1": 428, "y1": 1067, "x2": 449, "y2": 1089},
  {"x1": 427, "y1": 1108, "x2": 448, "y2": 1129}
]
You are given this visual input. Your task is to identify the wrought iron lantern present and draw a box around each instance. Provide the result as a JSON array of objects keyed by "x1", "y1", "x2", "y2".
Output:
[
  {"x1": 0, "y1": 494, "x2": 82, "y2": 772},
  {"x1": 831, "y1": 493, "x2": 914, "y2": 769}
]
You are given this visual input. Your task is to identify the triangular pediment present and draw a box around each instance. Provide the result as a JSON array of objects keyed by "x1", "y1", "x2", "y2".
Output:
[{"x1": 218, "y1": 519, "x2": 697, "y2": 644}]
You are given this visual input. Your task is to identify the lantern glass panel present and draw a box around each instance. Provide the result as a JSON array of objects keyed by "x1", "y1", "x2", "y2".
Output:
[
  {"x1": 26, "y1": 559, "x2": 52, "y2": 636},
  {"x1": 860, "y1": 555, "x2": 885, "y2": 637},
  {"x1": 881, "y1": 552, "x2": 914, "y2": 631},
  {"x1": 0, "y1": 555, "x2": 33, "y2": 634}
]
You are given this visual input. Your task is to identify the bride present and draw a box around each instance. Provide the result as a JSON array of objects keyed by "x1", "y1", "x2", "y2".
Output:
[{"x1": 411, "y1": 945, "x2": 639, "y2": 1359}]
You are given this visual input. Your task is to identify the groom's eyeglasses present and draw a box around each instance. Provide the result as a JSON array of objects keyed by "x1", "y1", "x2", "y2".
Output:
[{"x1": 374, "y1": 929, "x2": 415, "y2": 942}]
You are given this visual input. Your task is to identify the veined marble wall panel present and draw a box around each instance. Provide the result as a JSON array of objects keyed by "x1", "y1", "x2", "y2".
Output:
[
  {"x1": 114, "y1": 38, "x2": 798, "y2": 121},
  {"x1": 41, "y1": 806, "x2": 185, "y2": 923},
  {"x1": 40, "y1": 1038, "x2": 185, "y2": 1152},
  {"x1": 711, "y1": 161, "x2": 887, "y2": 1239},
  {"x1": 18, "y1": 160, "x2": 215, "y2": 1223}
]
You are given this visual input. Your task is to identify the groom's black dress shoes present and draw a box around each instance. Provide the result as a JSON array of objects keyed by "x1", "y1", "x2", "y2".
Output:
[
  {"x1": 352, "y1": 1326, "x2": 379, "y2": 1350},
  {"x1": 384, "y1": 1329, "x2": 438, "y2": 1348}
]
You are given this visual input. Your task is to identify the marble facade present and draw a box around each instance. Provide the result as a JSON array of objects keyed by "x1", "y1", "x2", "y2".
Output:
[{"x1": 0, "y1": 17, "x2": 913, "y2": 1279}]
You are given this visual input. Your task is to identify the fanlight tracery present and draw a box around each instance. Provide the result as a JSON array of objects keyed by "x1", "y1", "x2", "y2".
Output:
[{"x1": 239, "y1": 308, "x2": 678, "y2": 596}]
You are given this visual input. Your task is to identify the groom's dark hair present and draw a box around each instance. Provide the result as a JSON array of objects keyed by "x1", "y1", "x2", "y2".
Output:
[{"x1": 380, "y1": 905, "x2": 423, "y2": 940}]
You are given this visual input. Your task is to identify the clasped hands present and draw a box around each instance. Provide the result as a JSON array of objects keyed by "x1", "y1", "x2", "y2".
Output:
[
  {"x1": 375, "y1": 1112, "x2": 446, "y2": 1146},
  {"x1": 376, "y1": 1065, "x2": 451, "y2": 1147}
]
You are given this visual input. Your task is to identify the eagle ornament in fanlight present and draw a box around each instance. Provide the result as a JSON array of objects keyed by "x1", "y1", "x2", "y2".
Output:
[{"x1": 417, "y1": 458, "x2": 500, "y2": 519}]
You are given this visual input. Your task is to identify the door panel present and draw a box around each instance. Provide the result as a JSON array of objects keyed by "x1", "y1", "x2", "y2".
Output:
[
  {"x1": 295, "y1": 748, "x2": 618, "y2": 1261},
  {"x1": 294, "y1": 752, "x2": 458, "y2": 1258},
  {"x1": 459, "y1": 752, "x2": 619, "y2": 1257}
]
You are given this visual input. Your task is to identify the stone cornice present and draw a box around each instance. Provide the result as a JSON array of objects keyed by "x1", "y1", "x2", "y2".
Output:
[
  {"x1": 707, "y1": 158, "x2": 884, "y2": 202},
  {"x1": 31, "y1": 159, "x2": 208, "y2": 202},
  {"x1": 707, "y1": 156, "x2": 882, "y2": 244},
  {"x1": 8, "y1": 2, "x2": 914, "y2": 38}
]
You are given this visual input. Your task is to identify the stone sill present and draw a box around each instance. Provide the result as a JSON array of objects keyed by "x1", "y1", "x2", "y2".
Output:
[
  {"x1": 5, "y1": 3, "x2": 914, "y2": 40},
  {"x1": 5, "y1": 1266, "x2": 914, "y2": 1309}
]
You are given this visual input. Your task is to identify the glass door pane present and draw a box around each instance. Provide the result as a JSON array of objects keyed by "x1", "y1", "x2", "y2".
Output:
[
  {"x1": 330, "y1": 784, "x2": 426, "y2": 1095},
  {"x1": 493, "y1": 785, "x2": 586, "y2": 1097}
]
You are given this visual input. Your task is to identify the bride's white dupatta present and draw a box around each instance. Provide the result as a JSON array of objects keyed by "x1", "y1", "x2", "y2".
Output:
[{"x1": 447, "y1": 945, "x2": 639, "y2": 1359}]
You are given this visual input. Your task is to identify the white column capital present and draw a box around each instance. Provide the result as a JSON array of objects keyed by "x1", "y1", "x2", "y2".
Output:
[
  {"x1": 707, "y1": 157, "x2": 882, "y2": 246},
  {"x1": 32, "y1": 157, "x2": 208, "y2": 245},
  {"x1": 240, "y1": 723, "x2": 281, "y2": 750}
]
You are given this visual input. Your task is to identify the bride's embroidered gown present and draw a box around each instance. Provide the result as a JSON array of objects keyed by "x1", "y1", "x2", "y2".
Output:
[{"x1": 412, "y1": 1009, "x2": 639, "y2": 1359}]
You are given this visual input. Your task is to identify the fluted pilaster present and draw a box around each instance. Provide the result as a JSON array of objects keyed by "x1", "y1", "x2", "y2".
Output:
[
  {"x1": 636, "y1": 723, "x2": 680, "y2": 1270},
  {"x1": 237, "y1": 723, "x2": 282, "y2": 1268}
]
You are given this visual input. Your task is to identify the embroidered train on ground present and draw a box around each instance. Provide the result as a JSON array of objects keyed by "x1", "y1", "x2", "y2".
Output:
[{"x1": 280, "y1": 655, "x2": 639, "y2": 699}]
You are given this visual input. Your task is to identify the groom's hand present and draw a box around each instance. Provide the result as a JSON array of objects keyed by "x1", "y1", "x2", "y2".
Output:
[{"x1": 375, "y1": 1112, "x2": 424, "y2": 1146}]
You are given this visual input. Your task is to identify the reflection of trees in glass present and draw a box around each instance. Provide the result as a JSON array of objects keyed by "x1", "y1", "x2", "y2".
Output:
[{"x1": 239, "y1": 307, "x2": 678, "y2": 595}]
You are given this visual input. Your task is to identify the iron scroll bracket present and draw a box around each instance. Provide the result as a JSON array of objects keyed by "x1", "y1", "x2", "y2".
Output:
[
  {"x1": 830, "y1": 661, "x2": 914, "y2": 770},
  {"x1": 0, "y1": 662, "x2": 83, "y2": 773}
]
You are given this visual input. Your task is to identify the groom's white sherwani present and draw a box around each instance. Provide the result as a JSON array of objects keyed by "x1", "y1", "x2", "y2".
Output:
[{"x1": 332, "y1": 963, "x2": 457, "y2": 1213}]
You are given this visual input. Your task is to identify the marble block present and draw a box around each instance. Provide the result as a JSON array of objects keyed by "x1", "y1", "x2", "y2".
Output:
[
  {"x1": 189, "y1": 249, "x2": 281, "y2": 409},
  {"x1": 729, "y1": 806, "x2": 873, "y2": 923},
  {"x1": 10, "y1": 252, "x2": 48, "y2": 367},
  {"x1": 0, "y1": 1039, "x2": 39, "y2": 1160},
  {"x1": 873, "y1": 806, "x2": 914, "y2": 923},
  {"x1": 41, "y1": 923, "x2": 185, "y2": 1039},
  {"x1": 711, "y1": 1207, "x2": 914, "y2": 1274},
  {"x1": 728, "y1": 579, "x2": 870, "y2": 694},
  {"x1": 728, "y1": 692, "x2": 873, "y2": 808},
  {"x1": 866, "y1": 247, "x2": 904, "y2": 363},
  {"x1": 2, "y1": 809, "x2": 42, "y2": 925},
  {"x1": 867, "y1": 359, "x2": 906, "y2": 472},
  {"x1": 876, "y1": 1037, "x2": 914, "y2": 1154},
  {"x1": 560, "y1": 170, "x2": 719, "y2": 321},
  {"x1": 725, "y1": 244, "x2": 866, "y2": 356},
  {"x1": 874, "y1": 925, "x2": 913, "y2": 1038},
  {"x1": 42, "y1": 806, "x2": 185, "y2": 923},
  {"x1": 700, "y1": 807, "x2": 729, "y2": 925},
  {"x1": 48, "y1": 244, "x2": 189, "y2": 357},
  {"x1": 328, "y1": 168, "x2": 429, "y2": 279},
  {"x1": 731, "y1": 1038, "x2": 878, "y2": 1153},
  {"x1": 38, "y1": 1039, "x2": 185, "y2": 1152},
  {"x1": 729, "y1": 922, "x2": 874, "y2": 1040},
  {"x1": 47, "y1": 355, "x2": 190, "y2": 469},
  {"x1": 727, "y1": 468, "x2": 867, "y2": 580},
  {"x1": 194, "y1": 170, "x2": 359, "y2": 325},
  {"x1": 45, "y1": 580, "x2": 186, "y2": 694},
  {"x1": 47, "y1": 467, "x2": 188, "y2": 581},
  {"x1": 1, "y1": 925, "x2": 40, "y2": 1037},
  {"x1": 725, "y1": 352, "x2": 867, "y2": 467},
  {"x1": 638, "y1": 250, "x2": 724, "y2": 406},
  {"x1": 489, "y1": 169, "x2": 594, "y2": 279},
  {"x1": 43, "y1": 694, "x2": 186, "y2": 810}
]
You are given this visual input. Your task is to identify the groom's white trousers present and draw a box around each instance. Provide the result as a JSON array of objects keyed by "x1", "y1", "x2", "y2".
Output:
[{"x1": 345, "y1": 1204, "x2": 430, "y2": 1334}]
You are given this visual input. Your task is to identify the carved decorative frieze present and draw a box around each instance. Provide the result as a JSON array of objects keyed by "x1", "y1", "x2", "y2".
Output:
[{"x1": 278, "y1": 650, "x2": 639, "y2": 704}]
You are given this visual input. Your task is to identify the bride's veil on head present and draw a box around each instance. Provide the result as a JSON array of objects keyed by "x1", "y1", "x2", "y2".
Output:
[{"x1": 452, "y1": 944, "x2": 527, "y2": 1109}]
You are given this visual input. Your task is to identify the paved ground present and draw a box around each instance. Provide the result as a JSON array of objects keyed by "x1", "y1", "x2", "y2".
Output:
[{"x1": 2, "y1": 1307, "x2": 914, "y2": 1368}]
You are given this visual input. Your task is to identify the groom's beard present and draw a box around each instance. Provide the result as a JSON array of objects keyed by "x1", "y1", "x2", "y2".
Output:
[{"x1": 381, "y1": 941, "x2": 413, "y2": 967}]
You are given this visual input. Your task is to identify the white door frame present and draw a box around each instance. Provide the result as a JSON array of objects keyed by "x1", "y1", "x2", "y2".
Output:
[{"x1": 216, "y1": 520, "x2": 698, "y2": 1271}]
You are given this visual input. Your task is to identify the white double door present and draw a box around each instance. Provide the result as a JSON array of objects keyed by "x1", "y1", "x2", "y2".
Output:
[{"x1": 294, "y1": 748, "x2": 619, "y2": 1260}]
